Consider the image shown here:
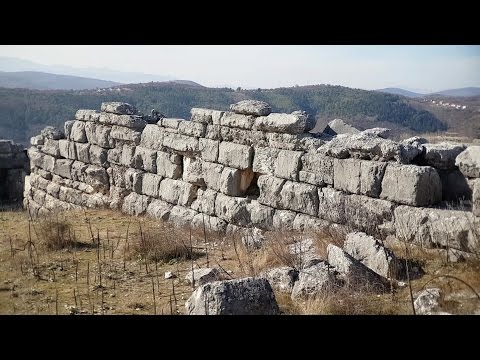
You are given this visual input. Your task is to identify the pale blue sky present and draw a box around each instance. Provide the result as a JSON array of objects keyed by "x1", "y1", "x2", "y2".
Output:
[{"x1": 1, "y1": 45, "x2": 479, "y2": 92}]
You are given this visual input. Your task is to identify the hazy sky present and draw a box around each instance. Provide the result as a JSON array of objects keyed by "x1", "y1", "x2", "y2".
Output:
[{"x1": 1, "y1": 45, "x2": 479, "y2": 92}]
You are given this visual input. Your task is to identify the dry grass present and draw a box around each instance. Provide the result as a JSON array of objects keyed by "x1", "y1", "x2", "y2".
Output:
[{"x1": 36, "y1": 216, "x2": 78, "y2": 250}]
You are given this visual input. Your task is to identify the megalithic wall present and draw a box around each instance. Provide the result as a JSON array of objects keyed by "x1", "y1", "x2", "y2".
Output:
[{"x1": 24, "y1": 100, "x2": 480, "y2": 254}]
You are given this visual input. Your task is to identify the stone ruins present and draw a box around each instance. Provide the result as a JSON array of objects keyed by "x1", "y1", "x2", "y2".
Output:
[
  {"x1": 23, "y1": 100, "x2": 480, "y2": 256},
  {"x1": 0, "y1": 139, "x2": 28, "y2": 205}
]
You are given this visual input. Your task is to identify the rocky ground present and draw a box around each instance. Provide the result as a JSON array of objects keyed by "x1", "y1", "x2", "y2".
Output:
[{"x1": 1, "y1": 208, "x2": 479, "y2": 315}]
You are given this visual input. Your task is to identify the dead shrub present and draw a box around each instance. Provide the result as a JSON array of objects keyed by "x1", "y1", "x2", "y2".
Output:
[{"x1": 37, "y1": 216, "x2": 77, "y2": 250}]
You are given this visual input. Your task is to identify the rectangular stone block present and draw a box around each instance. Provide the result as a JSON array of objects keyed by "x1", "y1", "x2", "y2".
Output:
[
  {"x1": 53, "y1": 159, "x2": 73, "y2": 179},
  {"x1": 275, "y1": 150, "x2": 303, "y2": 181},
  {"x1": 190, "y1": 188, "x2": 218, "y2": 216},
  {"x1": 84, "y1": 165, "x2": 110, "y2": 193},
  {"x1": 300, "y1": 152, "x2": 333, "y2": 186},
  {"x1": 122, "y1": 192, "x2": 151, "y2": 216},
  {"x1": 168, "y1": 206, "x2": 199, "y2": 227},
  {"x1": 121, "y1": 145, "x2": 136, "y2": 167},
  {"x1": 254, "y1": 112, "x2": 307, "y2": 134},
  {"x1": 140, "y1": 124, "x2": 164, "y2": 150},
  {"x1": 220, "y1": 112, "x2": 255, "y2": 130},
  {"x1": 257, "y1": 175, "x2": 286, "y2": 208},
  {"x1": 219, "y1": 127, "x2": 266, "y2": 146},
  {"x1": 214, "y1": 193, "x2": 251, "y2": 226},
  {"x1": 125, "y1": 168, "x2": 143, "y2": 193},
  {"x1": 42, "y1": 139, "x2": 61, "y2": 158},
  {"x1": 157, "y1": 151, "x2": 183, "y2": 179},
  {"x1": 205, "y1": 125, "x2": 222, "y2": 140},
  {"x1": 28, "y1": 148, "x2": 55, "y2": 172},
  {"x1": 218, "y1": 142, "x2": 253, "y2": 170},
  {"x1": 178, "y1": 121, "x2": 206, "y2": 137},
  {"x1": 75, "y1": 109, "x2": 100, "y2": 122},
  {"x1": 133, "y1": 146, "x2": 157, "y2": 173},
  {"x1": 191, "y1": 108, "x2": 224, "y2": 125},
  {"x1": 101, "y1": 102, "x2": 137, "y2": 115},
  {"x1": 111, "y1": 125, "x2": 142, "y2": 145},
  {"x1": 334, "y1": 159, "x2": 386, "y2": 197},
  {"x1": 318, "y1": 187, "x2": 346, "y2": 224},
  {"x1": 85, "y1": 122, "x2": 115, "y2": 148},
  {"x1": 89, "y1": 144, "x2": 109, "y2": 167},
  {"x1": 279, "y1": 181, "x2": 319, "y2": 217},
  {"x1": 247, "y1": 200, "x2": 275, "y2": 229},
  {"x1": 146, "y1": 199, "x2": 173, "y2": 221},
  {"x1": 70, "y1": 121, "x2": 87, "y2": 142},
  {"x1": 162, "y1": 132, "x2": 200, "y2": 155},
  {"x1": 345, "y1": 194, "x2": 395, "y2": 236},
  {"x1": 70, "y1": 161, "x2": 88, "y2": 182},
  {"x1": 253, "y1": 147, "x2": 280, "y2": 175},
  {"x1": 272, "y1": 210, "x2": 297, "y2": 230},
  {"x1": 107, "y1": 148, "x2": 122, "y2": 165},
  {"x1": 99, "y1": 113, "x2": 146, "y2": 129},
  {"x1": 64, "y1": 120, "x2": 75, "y2": 140},
  {"x1": 75, "y1": 143, "x2": 90, "y2": 163},
  {"x1": 59, "y1": 140, "x2": 77, "y2": 160},
  {"x1": 202, "y1": 161, "x2": 224, "y2": 191},
  {"x1": 159, "y1": 178, "x2": 198, "y2": 206},
  {"x1": 380, "y1": 164, "x2": 442, "y2": 206},
  {"x1": 140, "y1": 173, "x2": 163, "y2": 198},
  {"x1": 161, "y1": 118, "x2": 182, "y2": 129},
  {"x1": 199, "y1": 138, "x2": 219, "y2": 162},
  {"x1": 107, "y1": 165, "x2": 127, "y2": 188}
]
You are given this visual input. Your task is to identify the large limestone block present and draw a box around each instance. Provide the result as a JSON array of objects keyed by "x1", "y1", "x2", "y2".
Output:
[
  {"x1": 157, "y1": 151, "x2": 182, "y2": 179},
  {"x1": 64, "y1": 120, "x2": 75, "y2": 140},
  {"x1": 133, "y1": 146, "x2": 157, "y2": 173},
  {"x1": 122, "y1": 192, "x2": 150, "y2": 216},
  {"x1": 455, "y1": 146, "x2": 480, "y2": 178},
  {"x1": 199, "y1": 138, "x2": 219, "y2": 162},
  {"x1": 70, "y1": 161, "x2": 88, "y2": 182},
  {"x1": 140, "y1": 173, "x2": 163, "y2": 198},
  {"x1": 292, "y1": 213, "x2": 330, "y2": 232},
  {"x1": 107, "y1": 165, "x2": 127, "y2": 188},
  {"x1": 107, "y1": 148, "x2": 122, "y2": 165},
  {"x1": 230, "y1": 100, "x2": 272, "y2": 116},
  {"x1": 182, "y1": 157, "x2": 205, "y2": 186},
  {"x1": 75, "y1": 143, "x2": 90, "y2": 163},
  {"x1": 291, "y1": 262, "x2": 340, "y2": 299},
  {"x1": 111, "y1": 125, "x2": 142, "y2": 145},
  {"x1": 70, "y1": 121, "x2": 87, "y2": 143},
  {"x1": 205, "y1": 125, "x2": 222, "y2": 140},
  {"x1": 380, "y1": 164, "x2": 442, "y2": 206},
  {"x1": 41, "y1": 126, "x2": 64, "y2": 140},
  {"x1": 220, "y1": 112, "x2": 255, "y2": 130},
  {"x1": 186, "y1": 277, "x2": 280, "y2": 315},
  {"x1": 190, "y1": 188, "x2": 218, "y2": 216},
  {"x1": 191, "y1": 214, "x2": 228, "y2": 233},
  {"x1": 140, "y1": 124, "x2": 164, "y2": 150},
  {"x1": 318, "y1": 187, "x2": 346, "y2": 224},
  {"x1": 219, "y1": 167, "x2": 254, "y2": 196},
  {"x1": 58, "y1": 140, "x2": 77, "y2": 160},
  {"x1": 333, "y1": 159, "x2": 386, "y2": 197},
  {"x1": 246, "y1": 200, "x2": 275, "y2": 229},
  {"x1": 85, "y1": 122, "x2": 115, "y2": 148},
  {"x1": 190, "y1": 108, "x2": 224, "y2": 125},
  {"x1": 161, "y1": 118, "x2": 182, "y2": 129},
  {"x1": 99, "y1": 113, "x2": 146, "y2": 129},
  {"x1": 75, "y1": 109, "x2": 100, "y2": 122},
  {"x1": 322, "y1": 118, "x2": 360, "y2": 136},
  {"x1": 146, "y1": 199, "x2": 172, "y2": 221},
  {"x1": 168, "y1": 206, "x2": 198, "y2": 227},
  {"x1": 159, "y1": 178, "x2": 197, "y2": 206},
  {"x1": 422, "y1": 142, "x2": 466, "y2": 170},
  {"x1": 101, "y1": 102, "x2": 137, "y2": 115},
  {"x1": 124, "y1": 168, "x2": 143, "y2": 193},
  {"x1": 272, "y1": 210, "x2": 297, "y2": 230},
  {"x1": 178, "y1": 121, "x2": 206, "y2": 137},
  {"x1": 219, "y1": 127, "x2": 265, "y2": 146},
  {"x1": 257, "y1": 175, "x2": 286, "y2": 208},
  {"x1": 215, "y1": 193, "x2": 251, "y2": 226},
  {"x1": 252, "y1": 146, "x2": 279, "y2": 175},
  {"x1": 274, "y1": 150, "x2": 303, "y2": 181},
  {"x1": 260, "y1": 267, "x2": 298, "y2": 293},
  {"x1": 89, "y1": 144, "x2": 109, "y2": 168},
  {"x1": 162, "y1": 132, "x2": 200, "y2": 155},
  {"x1": 202, "y1": 161, "x2": 224, "y2": 191},
  {"x1": 299, "y1": 152, "x2": 333, "y2": 186},
  {"x1": 41, "y1": 139, "x2": 61, "y2": 158},
  {"x1": 254, "y1": 111, "x2": 309, "y2": 134},
  {"x1": 218, "y1": 142, "x2": 253, "y2": 170},
  {"x1": 120, "y1": 145, "x2": 135, "y2": 167},
  {"x1": 344, "y1": 232, "x2": 401, "y2": 279},
  {"x1": 28, "y1": 148, "x2": 55, "y2": 172},
  {"x1": 84, "y1": 165, "x2": 109, "y2": 193},
  {"x1": 53, "y1": 159, "x2": 73, "y2": 179},
  {"x1": 279, "y1": 181, "x2": 319, "y2": 217}
]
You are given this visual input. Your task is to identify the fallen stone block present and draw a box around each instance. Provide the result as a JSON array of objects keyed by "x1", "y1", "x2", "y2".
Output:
[
  {"x1": 291, "y1": 262, "x2": 340, "y2": 299},
  {"x1": 456, "y1": 146, "x2": 480, "y2": 178},
  {"x1": 261, "y1": 267, "x2": 298, "y2": 293}
]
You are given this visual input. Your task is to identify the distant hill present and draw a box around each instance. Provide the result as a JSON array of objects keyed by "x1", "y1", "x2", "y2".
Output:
[
  {"x1": 169, "y1": 80, "x2": 204, "y2": 87},
  {"x1": 430, "y1": 87, "x2": 480, "y2": 97},
  {"x1": 0, "y1": 83, "x2": 448, "y2": 145},
  {"x1": 0, "y1": 71, "x2": 121, "y2": 90},
  {"x1": 376, "y1": 88, "x2": 424, "y2": 98}
]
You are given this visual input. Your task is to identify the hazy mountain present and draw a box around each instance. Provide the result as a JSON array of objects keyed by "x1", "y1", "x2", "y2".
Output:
[
  {"x1": 376, "y1": 88, "x2": 424, "y2": 98},
  {"x1": 169, "y1": 80, "x2": 205, "y2": 87},
  {"x1": 0, "y1": 71, "x2": 121, "y2": 90},
  {"x1": 430, "y1": 87, "x2": 480, "y2": 97},
  {"x1": 0, "y1": 56, "x2": 174, "y2": 84}
]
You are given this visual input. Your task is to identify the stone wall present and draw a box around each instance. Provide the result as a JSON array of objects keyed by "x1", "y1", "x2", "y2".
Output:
[
  {"x1": 0, "y1": 139, "x2": 29, "y2": 205},
  {"x1": 23, "y1": 100, "x2": 480, "y2": 254}
]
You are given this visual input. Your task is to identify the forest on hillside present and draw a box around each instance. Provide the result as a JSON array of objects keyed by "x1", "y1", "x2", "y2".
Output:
[{"x1": 0, "y1": 83, "x2": 447, "y2": 145}]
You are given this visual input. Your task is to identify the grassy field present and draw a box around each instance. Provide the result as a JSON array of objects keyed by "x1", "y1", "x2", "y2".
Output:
[{"x1": 0, "y1": 208, "x2": 479, "y2": 315}]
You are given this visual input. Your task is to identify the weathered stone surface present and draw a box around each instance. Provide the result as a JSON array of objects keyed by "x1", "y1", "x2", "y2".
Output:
[
  {"x1": 64, "y1": 120, "x2": 75, "y2": 140},
  {"x1": 344, "y1": 194, "x2": 395, "y2": 236},
  {"x1": 139, "y1": 124, "x2": 164, "y2": 150},
  {"x1": 473, "y1": 179, "x2": 480, "y2": 217},
  {"x1": 159, "y1": 178, "x2": 197, "y2": 206},
  {"x1": 120, "y1": 145, "x2": 135, "y2": 167},
  {"x1": 218, "y1": 142, "x2": 253, "y2": 170},
  {"x1": 157, "y1": 151, "x2": 182, "y2": 179},
  {"x1": 75, "y1": 109, "x2": 100, "y2": 122},
  {"x1": 380, "y1": 164, "x2": 442, "y2": 206},
  {"x1": 111, "y1": 125, "x2": 142, "y2": 145},
  {"x1": 323, "y1": 118, "x2": 360, "y2": 136},
  {"x1": 205, "y1": 125, "x2": 222, "y2": 140},
  {"x1": 361, "y1": 127, "x2": 391, "y2": 139},
  {"x1": 41, "y1": 126, "x2": 64, "y2": 140},
  {"x1": 190, "y1": 189, "x2": 217, "y2": 216},
  {"x1": 254, "y1": 111, "x2": 309, "y2": 134},
  {"x1": 247, "y1": 200, "x2": 275, "y2": 229},
  {"x1": 318, "y1": 188, "x2": 346, "y2": 224},
  {"x1": 185, "y1": 268, "x2": 221, "y2": 287},
  {"x1": 219, "y1": 127, "x2": 265, "y2": 146},
  {"x1": 168, "y1": 206, "x2": 198, "y2": 227},
  {"x1": 333, "y1": 159, "x2": 386, "y2": 197},
  {"x1": 99, "y1": 113, "x2": 146, "y2": 129},
  {"x1": 394, "y1": 205, "x2": 480, "y2": 252},
  {"x1": 70, "y1": 121, "x2": 87, "y2": 143},
  {"x1": 220, "y1": 112, "x2": 256, "y2": 130},
  {"x1": 230, "y1": 100, "x2": 272, "y2": 116},
  {"x1": 215, "y1": 193, "x2": 250, "y2": 226},
  {"x1": 191, "y1": 108, "x2": 224, "y2": 125},
  {"x1": 291, "y1": 262, "x2": 340, "y2": 299},
  {"x1": 191, "y1": 214, "x2": 228, "y2": 233},
  {"x1": 121, "y1": 192, "x2": 150, "y2": 216},
  {"x1": 299, "y1": 152, "x2": 333, "y2": 186},
  {"x1": 257, "y1": 175, "x2": 286, "y2": 208},
  {"x1": 30, "y1": 135, "x2": 44, "y2": 146},
  {"x1": 84, "y1": 165, "x2": 109, "y2": 193},
  {"x1": 178, "y1": 121, "x2": 206, "y2": 137},
  {"x1": 146, "y1": 199, "x2": 172, "y2": 221},
  {"x1": 53, "y1": 159, "x2": 73, "y2": 179},
  {"x1": 58, "y1": 140, "x2": 77, "y2": 160},
  {"x1": 241, "y1": 227, "x2": 266, "y2": 249},
  {"x1": 186, "y1": 277, "x2": 280, "y2": 315},
  {"x1": 71, "y1": 142, "x2": 89, "y2": 163},
  {"x1": 261, "y1": 267, "x2": 298, "y2": 293},
  {"x1": 28, "y1": 148, "x2": 55, "y2": 172},
  {"x1": 133, "y1": 146, "x2": 157, "y2": 173},
  {"x1": 85, "y1": 122, "x2": 115, "y2": 148},
  {"x1": 456, "y1": 146, "x2": 480, "y2": 178},
  {"x1": 202, "y1": 161, "x2": 224, "y2": 191},
  {"x1": 161, "y1": 118, "x2": 182, "y2": 129},
  {"x1": 140, "y1": 173, "x2": 163, "y2": 197},
  {"x1": 275, "y1": 150, "x2": 303, "y2": 181},
  {"x1": 279, "y1": 181, "x2": 319, "y2": 216},
  {"x1": 327, "y1": 244, "x2": 388, "y2": 291},
  {"x1": 41, "y1": 139, "x2": 61, "y2": 158},
  {"x1": 252, "y1": 146, "x2": 279, "y2": 175},
  {"x1": 32, "y1": 167, "x2": 52, "y2": 180},
  {"x1": 89, "y1": 144, "x2": 109, "y2": 167},
  {"x1": 414, "y1": 288, "x2": 443, "y2": 315},
  {"x1": 320, "y1": 133, "x2": 422, "y2": 163},
  {"x1": 272, "y1": 210, "x2": 297, "y2": 230},
  {"x1": 182, "y1": 157, "x2": 204, "y2": 186},
  {"x1": 344, "y1": 232, "x2": 400, "y2": 279},
  {"x1": 219, "y1": 167, "x2": 254, "y2": 197},
  {"x1": 292, "y1": 213, "x2": 330, "y2": 232},
  {"x1": 421, "y1": 142, "x2": 466, "y2": 170},
  {"x1": 108, "y1": 186, "x2": 128, "y2": 209},
  {"x1": 288, "y1": 238, "x2": 323, "y2": 269},
  {"x1": 107, "y1": 148, "x2": 122, "y2": 165},
  {"x1": 101, "y1": 102, "x2": 137, "y2": 115},
  {"x1": 162, "y1": 133, "x2": 199, "y2": 155},
  {"x1": 70, "y1": 161, "x2": 88, "y2": 182},
  {"x1": 199, "y1": 138, "x2": 219, "y2": 162}
]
